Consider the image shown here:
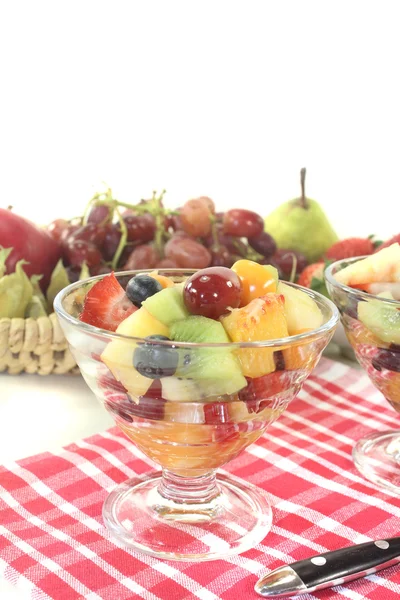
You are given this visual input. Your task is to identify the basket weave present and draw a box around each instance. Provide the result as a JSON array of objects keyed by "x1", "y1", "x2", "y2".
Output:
[{"x1": 0, "y1": 314, "x2": 79, "y2": 375}]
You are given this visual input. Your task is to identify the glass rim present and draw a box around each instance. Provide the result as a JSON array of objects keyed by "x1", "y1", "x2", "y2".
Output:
[
  {"x1": 324, "y1": 256, "x2": 400, "y2": 306},
  {"x1": 54, "y1": 268, "x2": 339, "y2": 349}
]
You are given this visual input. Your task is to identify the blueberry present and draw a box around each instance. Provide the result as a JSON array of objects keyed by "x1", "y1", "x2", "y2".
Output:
[
  {"x1": 133, "y1": 335, "x2": 179, "y2": 379},
  {"x1": 126, "y1": 275, "x2": 162, "y2": 307},
  {"x1": 372, "y1": 346, "x2": 400, "y2": 373}
]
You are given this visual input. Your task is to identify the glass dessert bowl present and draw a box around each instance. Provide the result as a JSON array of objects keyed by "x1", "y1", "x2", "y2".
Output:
[
  {"x1": 325, "y1": 246, "x2": 400, "y2": 494},
  {"x1": 55, "y1": 266, "x2": 338, "y2": 561}
]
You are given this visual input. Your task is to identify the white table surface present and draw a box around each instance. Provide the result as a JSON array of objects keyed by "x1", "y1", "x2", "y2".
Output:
[{"x1": 0, "y1": 343, "x2": 355, "y2": 599}]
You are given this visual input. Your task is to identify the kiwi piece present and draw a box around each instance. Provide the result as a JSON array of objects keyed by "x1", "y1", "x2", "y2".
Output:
[
  {"x1": 170, "y1": 315, "x2": 230, "y2": 344},
  {"x1": 142, "y1": 286, "x2": 189, "y2": 326},
  {"x1": 358, "y1": 292, "x2": 400, "y2": 345},
  {"x1": 169, "y1": 316, "x2": 247, "y2": 397}
]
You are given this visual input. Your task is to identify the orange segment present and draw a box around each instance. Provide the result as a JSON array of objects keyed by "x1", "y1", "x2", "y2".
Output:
[
  {"x1": 231, "y1": 259, "x2": 278, "y2": 306},
  {"x1": 279, "y1": 343, "x2": 317, "y2": 371},
  {"x1": 220, "y1": 293, "x2": 289, "y2": 377},
  {"x1": 148, "y1": 270, "x2": 175, "y2": 288}
]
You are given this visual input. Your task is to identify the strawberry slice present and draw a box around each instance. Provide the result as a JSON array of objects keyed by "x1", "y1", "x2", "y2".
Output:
[{"x1": 79, "y1": 272, "x2": 136, "y2": 331}]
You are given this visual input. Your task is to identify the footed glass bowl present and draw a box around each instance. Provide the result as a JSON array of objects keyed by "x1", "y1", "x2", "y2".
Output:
[
  {"x1": 326, "y1": 259, "x2": 400, "y2": 494},
  {"x1": 55, "y1": 270, "x2": 338, "y2": 561}
]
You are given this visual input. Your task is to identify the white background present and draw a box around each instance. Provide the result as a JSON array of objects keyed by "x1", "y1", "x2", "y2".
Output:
[{"x1": 1, "y1": 1, "x2": 400, "y2": 238}]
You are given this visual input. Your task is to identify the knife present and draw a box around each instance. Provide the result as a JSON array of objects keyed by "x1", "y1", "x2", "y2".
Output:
[{"x1": 255, "y1": 537, "x2": 400, "y2": 597}]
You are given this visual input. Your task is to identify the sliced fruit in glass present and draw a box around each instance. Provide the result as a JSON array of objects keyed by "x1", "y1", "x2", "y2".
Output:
[{"x1": 55, "y1": 270, "x2": 338, "y2": 561}]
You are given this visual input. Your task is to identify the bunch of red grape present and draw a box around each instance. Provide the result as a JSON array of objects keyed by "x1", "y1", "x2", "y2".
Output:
[{"x1": 46, "y1": 191, "x2": 308, "y2": 283}]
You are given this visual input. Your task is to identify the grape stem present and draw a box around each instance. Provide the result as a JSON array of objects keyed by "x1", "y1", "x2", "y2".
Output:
[
  {"x1": 289, "y1": 253, "x2": 298, "y2": 282},
  {"x1": 111, "y1": 206, "x2": 128, "y2": 270},
  {"x1": 299, "y1": 167, "x2": 308, "y2": 209},
  {"x1": 82, "y1": 192, "x2": 102, "y2": 225},
  {"x1": 209, "y1": 214, "x2": 220, "y2": 249},
  {"x1": 153, "y1": 189, "x2": 167, "y2": 257},
  {"x1": 246, "y1": 246, "x2": 264, "y2": 262}
]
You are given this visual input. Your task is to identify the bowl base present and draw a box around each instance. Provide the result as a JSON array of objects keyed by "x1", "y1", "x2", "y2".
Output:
[
  {"x1": 353, "y1": 430, "x2": 400, "y2": 495},
  {"x1": 103, "y1": 471, "x2": 272, "y2": 561}
]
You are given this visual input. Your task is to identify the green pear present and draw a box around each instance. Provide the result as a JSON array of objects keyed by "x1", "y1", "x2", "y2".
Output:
[{"x1": 264, "y1": 168, "x2": 338, "y2": 263}]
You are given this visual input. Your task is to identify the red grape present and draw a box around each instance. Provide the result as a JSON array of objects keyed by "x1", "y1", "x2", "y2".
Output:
[
  {"x1": 117, "y1": 244, "x2": 135, "y2": 268},
  {"x1": 157, "y1": 258, "x2": 180, "y2": 268},
  {"x1": 66, "y1": 265, "x2": 81, "y2": 283},
  {"x1": 183, "y1": 267, "x2": 242, "y2": 319},
  {"x1": 203, "y1": 227, "x2": 248, "y2": 256},
  {"x1": 65, "y1": 239, "x2": 102, "y2": 268},
  {"x1": 101, "y1": 223, "x2": 122, "y2": 261},
  {"x1": 180, "y1": 198, "x2": 212, "y2": 237},
  {"x1": 223, "y1": 209, "x2": 264, "y2": 238},
  {"x1": 220, "y1": 234, "x2": 247, "y2": 256},
  {"x1": 164, "y1": 211, "x2": 183, "y2": 233},
  {"x1": 69, "y1": 223, "x2": 106, "y2": 247},
  {"x1": 123, "y1": 244, "x2": 159, "y2": 270},
  {"x1": 248, "y1": 232, "x2": 276, "y2": 257},
  {"x1": 87, "y1": 204, "x2": 112, "y2": 225},
  {"x1": 164, "y1": 236, "x2": 211, "y2": 269},
  {"x1": 60, "y1": 224, "x2": 81, "y2": 246},
  {"x1": 198, "y1": 196, "x2": 215, "y2": 214},
  {"x1": 122, "y1": 213, "x2": 156, "y2": 243},
  {"x1": 47, "y1": 218, "x2": 69, "y2": 242},
  {"x1": 211, "y1": 245, "x2": 232, "y2": 267},
  {"x1": 90, "y1": 263, "x2": 112, "y2": 276},
  {"x1": 270, "y1": 249, "x2": 308, "y2": 280}
]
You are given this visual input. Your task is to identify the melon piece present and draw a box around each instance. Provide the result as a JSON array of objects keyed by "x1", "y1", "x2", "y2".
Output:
[
  {"x1": 142, "y1": 285, "x2": 189, "y2": 325},
  {"x1": 335, "y1": 243, "x2": 400, "y2": 286},
  {"x1": 220, "y1": 293, "x2": 289, "y2": 377},
  {"x1": 278, "y1": 281, "x2": 323, "y2": 335},
  {"x1": 101, "y1": 307, "x2": 169, "y2": 398},
  {"x1": 358, "y1": 292, "x2": 400, "y2": 345}
]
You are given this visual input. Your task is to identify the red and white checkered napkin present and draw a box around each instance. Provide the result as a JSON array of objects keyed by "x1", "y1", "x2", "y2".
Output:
[{"x1": 2, "y1": 358, "x2": 400, "y2": 600}]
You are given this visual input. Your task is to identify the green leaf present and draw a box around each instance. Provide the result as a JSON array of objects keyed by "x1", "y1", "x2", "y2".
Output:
[
  {"x1": 79, "y1": 262, "x2": 90, "y2": 280},
  {"x1": 46, "y1": 260, "x2": 70, "y2": 311},
  {"x1": 310, "y1": 276, "x2": 329, "y2": 298},
  {"x1": 0, "y1": 259, "x2": 33, "y2": 318},
  {"x1": 0, "y1": 247, "x2": 13, "y2": 278},
  {"x1": 30, "y1": 274, "x2": 48, "y2": 313},
  {"x1": 25, "y1": 295, "x2": 48, "y2": 318}
]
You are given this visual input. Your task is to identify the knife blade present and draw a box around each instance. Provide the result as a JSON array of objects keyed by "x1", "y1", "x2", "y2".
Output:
[{"x1": 255, "y1": 537, "x2": 400, "y2": 597}]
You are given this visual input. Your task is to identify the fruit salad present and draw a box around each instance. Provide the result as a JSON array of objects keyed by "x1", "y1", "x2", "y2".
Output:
[
  {"x1": 327, "y1": 243, "x2": 400, "y2": 410},
  {"x1": 77, "y1": 261, "x2": 329, "y2": 476}
]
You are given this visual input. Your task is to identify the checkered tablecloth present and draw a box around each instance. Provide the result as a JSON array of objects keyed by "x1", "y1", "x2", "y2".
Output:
[{"x1": 1, "y1": 357, "x2": 400, "y2": 600}]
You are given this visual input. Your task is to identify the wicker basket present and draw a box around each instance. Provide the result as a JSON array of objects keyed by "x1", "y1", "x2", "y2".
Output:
[{"x1": 0, "y1": 314, "x2": 79, "y2": 375}]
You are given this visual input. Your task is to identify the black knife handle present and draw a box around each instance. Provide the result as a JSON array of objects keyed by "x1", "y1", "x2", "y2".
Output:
[{"x1": 292, "y1": 537, "x2": 400, "y2": 590}]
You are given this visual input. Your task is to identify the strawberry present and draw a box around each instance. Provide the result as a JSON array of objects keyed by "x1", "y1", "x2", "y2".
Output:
[
  {"x1": 325, "y1": 237, "x2": 374, "y2": 261},
  {"x1": 239, "y1": 370, "x2": 302, "y2": 406},
  {"x1": 374, "y1": 234, "x2": 400, "y2": 252},
  {"x1": 79, "y1": 272, "x2": 136, "y2": 331},
  {"x1": 297, "y1": 262, "x2": 323, "y2": 286},
  {"x1": 297, "y1": 262, "x2": 330, "y2": 297}
]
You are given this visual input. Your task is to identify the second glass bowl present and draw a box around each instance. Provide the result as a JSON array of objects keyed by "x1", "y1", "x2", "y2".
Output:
[{"x1": 326, "y1": 258, "x2": 400, "y2": 494}]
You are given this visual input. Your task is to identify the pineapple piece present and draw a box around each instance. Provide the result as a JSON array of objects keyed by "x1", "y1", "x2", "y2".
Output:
[
  {"x1": 278, "y1": 281, "x2": 323, "y2": 335},
  {"x1": 220, "y1": 294, "x2": 289, "y2": 377}
]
